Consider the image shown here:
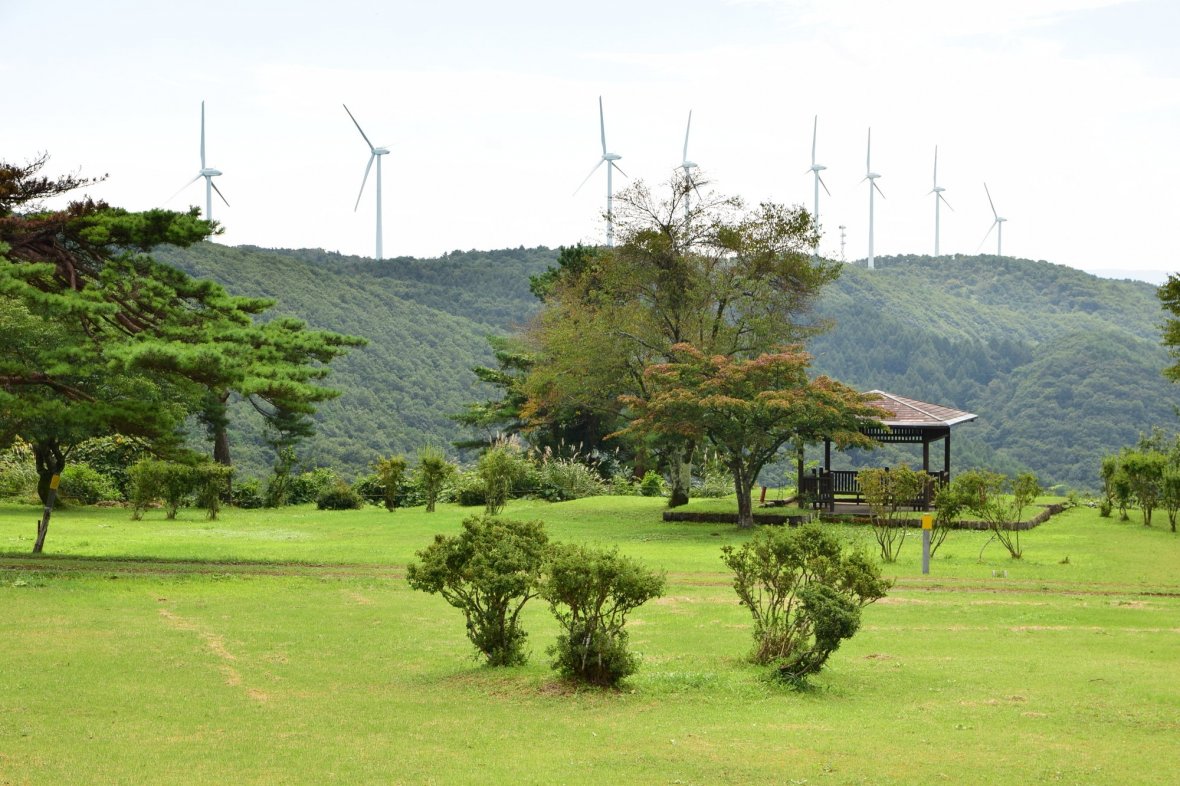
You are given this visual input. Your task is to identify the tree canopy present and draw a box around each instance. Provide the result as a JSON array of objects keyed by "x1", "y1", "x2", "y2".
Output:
[
  {"x1": 619, "y1": 343, "x2": 884, "y2": 527},
  {"x1": 0, "y1": 154, "x2": 361, "y2": 549}
]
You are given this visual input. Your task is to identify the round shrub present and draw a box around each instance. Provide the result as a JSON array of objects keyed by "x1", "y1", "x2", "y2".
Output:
[
  {"x1": 59, "y1": 462, "x2": 121, "y2": 505},
  {"x1": 233, "y1": 478, "x2": 265, "y2": 509},
  {"x1": 316, "y1": 481, "x2": 364, "y2": 510},
  {"x1": 639, "y1": 470, "x2": 665, "y2": 497}
]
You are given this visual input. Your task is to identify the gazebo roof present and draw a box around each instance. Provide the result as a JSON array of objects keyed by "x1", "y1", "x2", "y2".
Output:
[{"x1": 865, "y1": 390, "x2": 977, "y2": 429}]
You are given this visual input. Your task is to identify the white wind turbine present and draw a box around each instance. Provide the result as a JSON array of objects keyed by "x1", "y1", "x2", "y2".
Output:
[
  {"x1": 344, "y1": 104, "x2": 390, "y2": 260},
  {"x1": 981, "y1": 182, "x2": 1007, "y2": 257},
  {"x1": 679, "y1": 109, "x2": 699, "y2": 223},
  {"x1": 574, "y1": 96, "x2": 626, "y2": 247},
  {"x1": 173, "y1": 100, "x2": 229, "y2": 222},
  {"x1": 862, "y1": 127, "x2": 885, "y2": 270},
  {"x1": 807, "y1": 115, "x2": 830, "y2": 225},
  {"x1": 929, "y1": 146, "x2": 952, "y2": 256}
]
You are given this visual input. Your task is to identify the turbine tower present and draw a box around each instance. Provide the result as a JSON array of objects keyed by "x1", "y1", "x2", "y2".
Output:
[
  {"x1": 344, "y1": 104, "x2": 390, "y2": 260},
  {"x1": 679, "y1": 109, "x2": 698, "y2": 223},
  {"x1": 982, "y1": 182, "x2": 1007, "y2": 257},
  {"x1": 862, "y1": 128, "x2": 885, "y2": 270},
  {"x1": 929, "y1": 146, "x2": 952, "y2": 256},
  {"x1": 574, "y1": 96, "x2": 626, "y2": 247},
  {"x1": 174, "y1": 100, "x2": 229, "y2": 222},
  {"x1": 807, "y1": 115, "x2": 830, "y2": 224}
]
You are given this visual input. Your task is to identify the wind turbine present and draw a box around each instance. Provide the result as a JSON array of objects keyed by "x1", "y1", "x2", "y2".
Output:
[
  {"x1": 807, "y1": 115, "x2": 830, "y2": 224},
  {"x1": 173, "y1": 100, "x2": 229, "y2": 222},
  {"x1": 929, "y1": 146, "x2": 952, "y2": 256},
  {"x1": 343, "y1": 104, "x2": 390, "y2": 260},
  {"x1": 679, "y1": 109, "x2": 698, "y2": 223},
  {"x1": 862, "y1": 127, "x2": 884, "y2": 270},
  {"x1": 574, "y1": 96, "x2": 626, "y2": 247},
  {"x1": 981, "y1": 182, "x2": 1007, "y2": 257}
]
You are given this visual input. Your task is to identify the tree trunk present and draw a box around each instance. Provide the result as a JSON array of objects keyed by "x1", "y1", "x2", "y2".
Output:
[
  {"x1": 32, "y1": 440, "x2": 66, "y2": 553},
  {"x1": 207, "y1": 390, "x2": 233, "y2": 497},
  {"x1": 667, "y1": 440, "x2": 694, "y2": 508},
  {"x1": 734, "y1": 464, "x2": 754, "y2": 529}
]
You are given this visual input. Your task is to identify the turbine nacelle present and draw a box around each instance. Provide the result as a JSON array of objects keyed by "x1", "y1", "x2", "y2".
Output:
[
  {"x1": 681, "y1": 160, "x2": 698, "y2": 170},
  {"x1": 604, "y1": 153, "x2": 622, "y2": 162},
  {"x1": 200, "y1": 167, "x2": 223, "y2": 178}
]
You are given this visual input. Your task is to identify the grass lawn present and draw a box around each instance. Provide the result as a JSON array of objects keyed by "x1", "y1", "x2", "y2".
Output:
[{"x1": 2, "y1": 496, "x2": 1178, "y2": 785}]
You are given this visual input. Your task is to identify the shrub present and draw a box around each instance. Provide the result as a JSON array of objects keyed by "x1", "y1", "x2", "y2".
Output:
[
  {"x1": 316, "y1": 481, "x2": 364, "y2": 510},
  {"x1": 478, "y1": 444, "x2": 531, "y2": 515},
  {"x1": 406, "y1": 515, "x2": 549, "y2": 667},
  {"x1": 639, "y1": 470, "x2": 664, "y2": 497},
  {"x1": 859, "y1": 465, "x2": 926, "y2": 562},
  {"x1": 58, "y1": 462, "x2": 121, "y2": 505},
  {"x1": 288, "y1": 467, "x2": 339, "y2": 505},
  {"x1": 447, "y1": 470, "x2": 487, "y2": 507},
  {"x1": 721, "y1": 525, "x2": 890, "y2": 684},
  {"x1": 0, "y1": 443, "x2": 38, "y2": 502},
  {"x1": 374, "y1": 455, "x2": 408, "y2": 511},
  {"x1": 193, "y1": 463, "x2": 234, "y2": 520},
  {"x1": 608, "y1": 472, "x2": 638, "y2": 496},
  {"x1": 693, "y1": 450, "x2": 733, "y2": 498},
  {"x1": 954, "y1": 470, "x2": 1043, "y2": 559},
  {"x1": 416, "y1": 447, "x2": 456, "y2": 512},
  {"x1": 541, "y1": 544, "x2": 665, "y2": 687},
  {"x1": 233, "y1": 478, "x2": 265, "y2": 509},
  {"x1": 351, "y1": 473, "x2": 384, "y2": 506},
  {"x1": 70, "y1": 436, "x2": 148, "y2": 500}
]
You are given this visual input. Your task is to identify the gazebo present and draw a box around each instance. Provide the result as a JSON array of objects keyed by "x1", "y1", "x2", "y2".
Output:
[{"x1": 800, "y1": 390, "x2": 977, "y2": 512}]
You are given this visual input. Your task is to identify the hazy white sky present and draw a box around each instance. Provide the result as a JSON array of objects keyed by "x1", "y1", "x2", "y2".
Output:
[{"x1": 4, "y1": 0, "x2": 1177, "y2": 279}]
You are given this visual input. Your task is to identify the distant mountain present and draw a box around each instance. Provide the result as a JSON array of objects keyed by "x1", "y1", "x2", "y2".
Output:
[
  {"x1": 156, "y1": 243, "x2": 554, "y2": 478},
  {"x1": 158, "y1": 245, "x2": 1178, "y2": 490}
]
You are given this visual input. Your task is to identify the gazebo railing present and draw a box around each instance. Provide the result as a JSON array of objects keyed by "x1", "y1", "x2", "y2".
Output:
[{"x1": 799, "y1": 469, "x2": 947, "y2": 512}]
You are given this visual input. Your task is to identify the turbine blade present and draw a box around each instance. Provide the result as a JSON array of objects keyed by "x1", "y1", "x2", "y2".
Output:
[
  {"x1": 873, "y1": 181, "x2": 886, "y2": 199},
  {"x1": 210, "y1": 179, "x2": 230, "y2": 207},
  {"x1": 599, "y1": 96, "x2": 607, "y2": 156},
  {"x1": 166, "y1": 174, "x2": 204, "y2": 203},
  {"x1": 818, "y1": 173, "x2": 831, "y2": 197},
  {"x1": 866, "y1": 127, "x2": 872, "y2": 173},
  {"x1": 573, "y1": 158, "x2": 605, "y2": 195},
  {"x1": 812, "y1": 115, "x2": 818, "y2": 166},
  {"x1": 200, "y1": 101, "x2": 206, "y2": 170},
  {"x1": 984, "y1": 182, "x2": 998, "y2": 219},
  {"x1": 977, "y1": 220, "x2": 997, "y2": 251},
  {"x1": 343, "y1": 104, "x2": 376, "y2": 152},
  {"x1": 683, "y1": 109, "x2": 692, "y2": 162},
  {"x1": 611, "y1": 161, "x2": 628, "y2": 179},
  {"x1": 354, "y1": 153, "x2": 375, "y2": 211},
  {"x1": 933, "y1": 145, "x2": 939, "y2": 187},
  {"x1": 939, "y1": 193, "x2": 953, "y2": 211}
]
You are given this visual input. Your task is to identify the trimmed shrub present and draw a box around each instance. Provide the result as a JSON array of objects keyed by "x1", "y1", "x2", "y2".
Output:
[
  {"x1": 193, "y1": 463, "x2": 234, "y2": 520},
  {"x1": 288, "y1": 467, "x2": 339, "y2": 505},
  {"x1": 234, "y1": 478, "x2": 265, "y2": 509},
  {"x1": 639, "y1": 470, "x2": 664, "y2": 497},
  {"x1": 542, "y1": 544, "x2": 665, "y2": 687},
  {"x1": 58, "y1": 463, "x2": 121, "y2": 505},
  {"x1": 721, "y1": 525, "x2": 890, "y2": 684},
  {"x1": 407, "y1": 515, "x2": 549, "y2": 667},
  {"x1": 316, "y1": 481, "x2": 364, "y2": 510},
  {"x1": 447, "y1": 470, "x2": 487, "y2": 507}
]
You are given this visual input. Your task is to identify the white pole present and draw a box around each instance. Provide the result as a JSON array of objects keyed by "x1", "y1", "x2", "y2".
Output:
[
  {"x1": 375, "y1": 154, "x2": 384, "y2": 260},
  {"x1": 934, "y1": 196, "x2": 940, "y2": 257},
  {"x1": 606, "y1": 163, "x2": 614, "y2": 247},
  {"x1": 868, "y1": 184, "x2": 875, "y2": 270},
  {"x1": 205, "y1": 177, "x2": 213, "y2": 222}
]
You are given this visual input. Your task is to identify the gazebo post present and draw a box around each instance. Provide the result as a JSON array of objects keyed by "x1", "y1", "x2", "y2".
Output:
[
  {"x1": 824, "y1": 438, "x2": 831, "y2": 472},
  {"x1": 944, "y1": 429, "x2": 952, "y2": 479},
  {"x1": 922, "y1": 437, "x2": 930, "y2": 474}
]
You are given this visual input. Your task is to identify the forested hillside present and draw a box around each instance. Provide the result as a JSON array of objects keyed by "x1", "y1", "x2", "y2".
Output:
[
  {"x1": 160, "y1": 244, "x2": 1177, "y2": 490},
  {"x1": 157, "y1": 244, "x2": 553, "y2": 477},
  {"x1": 809, "y1": 255, "x2": 1179, "y2": 488}
]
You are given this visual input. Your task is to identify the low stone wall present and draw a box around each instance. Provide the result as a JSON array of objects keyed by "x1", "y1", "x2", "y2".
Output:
[{"x1": 821, "y1": 502, "x2": 1071, "y2": 530}]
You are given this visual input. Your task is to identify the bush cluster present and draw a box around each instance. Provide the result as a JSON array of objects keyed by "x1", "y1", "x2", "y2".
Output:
[{"x1": 407, "y1": 515, "x2": 665, "y2": 686}]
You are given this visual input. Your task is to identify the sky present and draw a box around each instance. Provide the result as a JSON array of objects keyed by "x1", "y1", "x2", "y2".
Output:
[{"x1": 4, "y1": 0, "x2": 1178, "y2": 281}]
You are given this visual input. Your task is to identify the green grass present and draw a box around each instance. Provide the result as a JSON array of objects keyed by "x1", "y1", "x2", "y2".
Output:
[{"x1": 2, "y1": 497, "x2": 1178, "y2": 784}]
